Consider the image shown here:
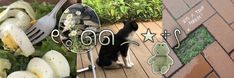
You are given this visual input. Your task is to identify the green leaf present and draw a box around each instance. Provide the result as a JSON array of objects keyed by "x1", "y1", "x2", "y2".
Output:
[
  {"x1": 120, "y1": 6, "x2": 128, "y2": 14},
  {"x1": 120, "y1": 6, "x2": 125, "y2": 13},
  {"x1": 110, "y1": 9, "x2": 115, "y2": 16},
  {"x1": 137, "y1": 10, "x2": 143, "y2": 15},
  {"x1": 133, "y1": 2, "x2": 140, "y2": 6},
  {"x1": 148, "y1": 7, "x2": 153, "y2": 13}
]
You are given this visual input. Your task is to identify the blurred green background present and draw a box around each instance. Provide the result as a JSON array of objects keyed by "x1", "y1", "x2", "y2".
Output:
[{"x1": 83, "y1": 0, "x2": 162, "y2": 24}]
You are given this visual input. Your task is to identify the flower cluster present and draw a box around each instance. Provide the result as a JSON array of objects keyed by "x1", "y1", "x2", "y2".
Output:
[{"x1": 63, "y1": 10, "x2": 82, "y2": 37}]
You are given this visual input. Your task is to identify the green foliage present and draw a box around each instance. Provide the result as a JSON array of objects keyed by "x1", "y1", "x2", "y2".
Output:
[
  {"x1": 83, "y1": 0, "x2": 162, "y2": 24},
  {"x1": 0, "y1": 48, "x2": 30, "y2": 75},
  {"x1": 31, "y1": 1, "x2": 54, "y2": 19},
  {"x1": 31, "y1": 0, "x2": 62, "y2": 20},
  {"x1": 174, "y1": 26, "x2": 214, "y2": 64}
]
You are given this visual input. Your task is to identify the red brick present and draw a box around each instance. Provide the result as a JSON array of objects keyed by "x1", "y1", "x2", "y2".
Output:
[
  {"x1": 203, "y1": 42, "x2": 234, "y2": 78},
  {"x1": 163, "y1": 0, "x2": 189, "y2": 18},
  {"x1": 231, "y1": 23, "x2": 234, "y2": 30},
  {"x1": 171, "y1": 54, "x2": 212, "y2": 78},
  {"x1": 184, "y1": 0, "x2": 201, "y2": 7},
  {"x1": 165, "y1": 47, "x2": 183, "y2": 77},
  {"x1": 163, "y1": 9, "x2": 187, "y2": 47},
  {"x1": 230, "y1": 51, "x2": 234, "y2": 61},
  {"x1": 206, "y1": 72, "x2": 219, "y2": 78},
  {"x1": 177, "y1": 0, "x2": 215, "y2": 34},
  {"x1": 207, "y1": 0, "x2": 234, "y2": 24},
  {"x1": 204, "y1": 14, "x2": 234, "y2": 53}
]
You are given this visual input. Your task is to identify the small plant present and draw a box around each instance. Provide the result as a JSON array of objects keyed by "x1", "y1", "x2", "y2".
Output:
[
  {"x1": 83, "y1": 0, "x2": 162, "y2": 24},
  {"x1": 174, "y1": 26, "x2": 214, "y2": 64}
]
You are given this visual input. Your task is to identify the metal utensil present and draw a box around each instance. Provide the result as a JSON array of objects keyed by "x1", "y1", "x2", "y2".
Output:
[{"x1": 26, "y1": 0, "x2": 67, "y2": 44}]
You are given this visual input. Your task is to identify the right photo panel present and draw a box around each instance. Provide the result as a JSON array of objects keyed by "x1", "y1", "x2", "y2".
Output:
[{"x1": 163, "y1": 0, "x2": 234, "y2": 78}]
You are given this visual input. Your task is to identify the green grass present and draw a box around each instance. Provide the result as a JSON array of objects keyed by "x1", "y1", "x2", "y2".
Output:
[
  {"x1": 174, "y1": 26, "x2": 214, "y2": 64},
  {"x1": 83, "y1": 0, "x2": 162, "y2": 24}
]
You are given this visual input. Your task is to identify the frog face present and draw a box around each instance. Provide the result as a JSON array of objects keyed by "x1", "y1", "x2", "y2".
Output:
[{"x1": 153, "y1": 42, "x2": 169, "y2": 55}]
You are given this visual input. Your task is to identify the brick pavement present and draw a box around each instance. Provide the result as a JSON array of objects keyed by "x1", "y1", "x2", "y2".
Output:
[
  {"x1": 203, "y1": 42, "x2": 234, "y2": 78},
  {"x1": 171, "y1": 54, "x2": 212, "y2": 78},
  {"x1": 206, "y1": 72, "x2": 219, "y2": 78},
  {"x1": 163, "y1": 0, "x2": 234, "y2": 77}
]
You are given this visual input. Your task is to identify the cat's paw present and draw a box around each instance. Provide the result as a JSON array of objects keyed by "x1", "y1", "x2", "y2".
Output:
[
  {"x1": 129, "y1": 61, "x2": 134, "y2": 66},
  {"x1": 125, "y1": 62, "x2": 134, "y2": 68},
  {"x1": 125, "y1": 64, "x2": 133, "y2": 68},
  {"x1": 104, "y1": 62, "x2": 123, "y2": 69},
  {"x1": 116, "y1": 61, "x2": 124, "y2": 66}
]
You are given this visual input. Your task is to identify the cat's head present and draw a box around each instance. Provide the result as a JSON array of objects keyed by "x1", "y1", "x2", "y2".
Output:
[
  {"x1": 123, "y1": 19, "x2": 138, "y2": 31},
  {"x1": 121, "y1": 19, "x2": 138, "y2": 40}
]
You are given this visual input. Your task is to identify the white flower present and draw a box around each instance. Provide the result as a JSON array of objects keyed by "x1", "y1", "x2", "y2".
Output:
[
  {"x1": 64, "y1": 20, "x2": 69, "y2": 27},
  {"x1": 65, "y1": 20, "x2": 75, "y2": 25},
  {"x1": 76, "y1": 11, "x2": 81, "y2": 16},
  {"x1": 66, "y1": 24, "x2": 72, "y2": 29},
  {"x1": 70, "y1": 20, "x2": 76, "y2": 26},
  {"x1": 64, "y1": 14, "x2": 76, "y2": 28},
  {"x1": 66, "y1": 14, "x2": 73, "y2": 19},
  {"x1": 63, "y1": 26, "x2": 70, "y2": 31},
  {"x1": 64, "y1": 9, "x2": 70, "y2": 13},
  {"x1": 69, "y1": 30, "x2": 77, "y2": 37}
]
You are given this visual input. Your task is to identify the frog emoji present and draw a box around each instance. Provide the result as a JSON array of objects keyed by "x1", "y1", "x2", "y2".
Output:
[{"x1": 148, "y1": 42, "x2": 173, "y2": 74}]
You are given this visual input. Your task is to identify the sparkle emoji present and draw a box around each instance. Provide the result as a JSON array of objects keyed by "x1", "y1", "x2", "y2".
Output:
[{"x1": 148, "y1": 42, "x2": 173, "y2": 74}]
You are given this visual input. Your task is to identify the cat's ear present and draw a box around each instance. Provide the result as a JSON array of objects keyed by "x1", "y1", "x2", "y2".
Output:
[
  {"x1": 130, "y1": 20, "x2": 138, "y2": 31},
  {"x1": 122, "y1": 20, "x2": 128, "y2": 25}
]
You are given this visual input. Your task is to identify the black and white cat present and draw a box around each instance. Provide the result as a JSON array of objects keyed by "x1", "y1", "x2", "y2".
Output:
[{"x1": 96, "y1": 20, "x2": 138, "y2": 69}]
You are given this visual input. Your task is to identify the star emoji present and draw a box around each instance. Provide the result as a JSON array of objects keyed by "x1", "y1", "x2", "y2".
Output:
[{"x1": 141, "y1": 28, "x2": 156, "y2": 42}]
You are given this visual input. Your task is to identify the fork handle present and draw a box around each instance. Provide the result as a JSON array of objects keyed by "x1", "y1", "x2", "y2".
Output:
[{"x1": 49, "y1": 0, "x2": 67, "y2": 18}]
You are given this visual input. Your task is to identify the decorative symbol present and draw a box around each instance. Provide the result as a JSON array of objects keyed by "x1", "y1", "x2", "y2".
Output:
[
  {"x1": 51, "y1": 29, "x2": 115, "y2": 51},
  {"x1": 98, "y1": 29, "x2": 114, "y2": 46},
  {"x1": 174, "y1": 28, "x2": 181, "y2": 49},
  {"x1": 141, "y1": 28, "x2": 156, "y2": 42},
  {"x1": 81, "y1": 30, "x2": 97, "y2": 46},
  {"x1": 81, "y1": 30, "x2": 115, "y2": 46},
  {"x1": 148, "y1": 42, "x2": 173, "y2": 74},
  {"x1": 80, "y1": 29, "x2": 115, "y2": 46},
  {"x1": 51, "y1": 29, "x2": 60, "y2": 44},
  {"x1": 65, "y1": 39, "x2": 73, "y2": 47},
  {"x1": 161, "y1": 29, "x2": 171, "y2": 40}
]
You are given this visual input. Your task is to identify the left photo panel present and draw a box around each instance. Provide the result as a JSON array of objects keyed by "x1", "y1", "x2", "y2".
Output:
[
  {"x1": 0, "y1": 0, "x2": 80, "y2": 78},
  {"x1": 0, "y1": 0, "x2": 163, "y2": 78}
]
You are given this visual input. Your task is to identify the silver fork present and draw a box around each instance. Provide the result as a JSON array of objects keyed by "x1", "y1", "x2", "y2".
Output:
[{"x1": 26, "y1": 0, "x2": 67, "y2": 44}]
